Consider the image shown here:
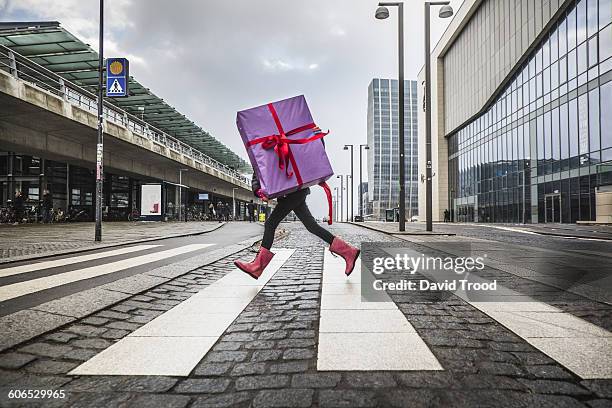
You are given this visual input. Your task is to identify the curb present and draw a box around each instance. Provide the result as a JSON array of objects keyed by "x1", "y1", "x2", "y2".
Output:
[
  {"x1": 349, "y1": 222, "x2": 456, "y2": 236},
  {"x1": 0, "y1": 222, "x2": 228, "y2": 265}
]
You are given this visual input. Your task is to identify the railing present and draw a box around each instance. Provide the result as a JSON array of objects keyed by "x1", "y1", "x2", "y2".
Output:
[{"x1": 0, "y1": 44, "x2": 249, "y2": 185}]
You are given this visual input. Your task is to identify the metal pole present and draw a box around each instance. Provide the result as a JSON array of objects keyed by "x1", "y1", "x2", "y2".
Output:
[
  {"x1": 232, "y1": 188, "x2": 236, "y2": 220},
  {"x1": 95, "y1": 0, "x2": 104, "y2": 241},
  {"x1": 398, "y1": 2, "x2": 406, "y2": 232},
  {"x1": 350, "y1": 146, "x2": 354, "y2": 222},
  {"x1": 345, "y1": 174, "x2": 350, "y2": 222},
  {"x1": 359, "y1": 146, "x2": 363, "y2": 218},
  {"x1": 178, "y1": 170, "x2": 182, "y2": 222},
  {"x1": 424, "y1": 3, "x2": 433, "y2": 232},
  {"x1": 339, "y1": 176, "x2": 344, "y2": 222}
]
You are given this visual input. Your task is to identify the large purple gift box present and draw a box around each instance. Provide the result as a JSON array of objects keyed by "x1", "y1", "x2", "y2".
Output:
[{"x1": 236, "y1": 95, "x2": 333, "y2": 199}]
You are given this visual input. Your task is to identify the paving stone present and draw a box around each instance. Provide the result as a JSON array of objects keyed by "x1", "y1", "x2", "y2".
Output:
[
  {"x1": 381, "y1": 389, "x2": 445, "y2": 407},
  {"x1": 206, "y1": 351, "x2": 248, "y2": 363},
  {"x1": 526, "y1": 365, "x2": 575, "y2": 380},
  {"x1": 259, "y1": 330, "x2": 288, "y2": 340},
  {"x1": 342, "y1": 372, "x2": 397, "y2": 388},
  {"x1": 519, "y1": 379, "x2": 592, "y2": 396},
  {"x1": 45, "y1": 332, "x2": 78, "y2": 343},
  {"x1": 581, "y1": 381, "x2": 612, "y2": 399},
  {"x1": 283, "y1": 348, "x2": 315, "y2": 360},
  {"x1": 318, "y1": 389, "x2": 377, "y2": 407},
  {"x1": 213, "y1": 341, "x2": 243, "y2": 351},
  {"x1": 18, "y1": 343, "x2": 72, "y2": 358},
  {"x1": 64, "y1": 348, "x2": 99, "y2": 361},
  {"x1": 24, "y1": 360, "x2": 78, "y2": 375},
  {"x1": 230, "y1": 362, "x2": 267, "y2": 376},
  {"x1": 268, "y1": 361, "x2": 310, "y2": 374},
  {"x1": 174, "y1": 378, "x2": 231, "y2": 393},
  {"x1": 100, "y1": 328, "x2": 130, "y2": 339},
  {"x1": 292, "y1": 373, "x2": 341, "y2": 388},
  {"x1": 244, "y1": 340, "x2": 276, "y2": 350},
  {"x1": 129, "y1": 394, "x2": 191, "y2": 408},
  {"x1": 72, "y1": 338, "x2": 112, "y2": 349},
  {"x1": 277, "y1": 339, "x2": 315, "y2": 348},
  {"x1": 193, "y1": 363, "x2": 232, "y2": 376},
  {"x1": 222, "y1": 332, "x2": 258, "y2": 342},
  {"x1": 65, "y1": 324, "x2": 107, "y2": 337},
  {"x1": 251, "y1": 350, "x2": 283, "y2": 362},
  {"x1": 191, "y1": 392, "x2": 253, "y2": 408},
  {"x1": 478, "y1": 361, "x2": 525, "y2": 376},
  {"x1": 253, "y1": 389, "x2": 314, "y2": 408},
  {"x1": 252, "y1": 323, "x2": 283, "y2": 332},
  {"x1": 0, "y1": 352, "x2": 37, "y2": 369},
  {"x1": 235, "y1": 375, "x2": 290, "y2": 391},
  {"x1": 586, "y1": 399, "x2": 612, "y2": 408},
  {"x1": 81, "y1": 317, "x2": 110, "y2": 326},
  {"x1": 105, "y1": 321, "x2": 141, "y2": 331},
  {"x1": 289, "y1": 330, "x2": 316, "y2": 339}
]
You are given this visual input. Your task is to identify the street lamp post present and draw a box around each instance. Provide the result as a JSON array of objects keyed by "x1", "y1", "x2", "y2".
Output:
[
  {"x1": 424, "y1": 1, "x2": 454, "y2": 231},
  {"x1": 95, "y1": 0, "x2": 104, "y2": 241},
  {"x1": 375, "y1": 2, "x2": 406, "y2": 231},
  {"x1": 359, "y1": 144, "x2": 369, "y2": 219},
  {"x1": 178, "y1": 169, "x2": 187, "y2": 222},
  {"x1": 345, "y1": 174, "x2": 351, "y2": 222},
  {"x1": 336, "y1": 175, "x2": 344, "y2": 222},
  {"x1": 343, "y1": 145, "x2": 354, "y2": 222},
  {"x1": 333, "y1": 187, "x2": 339, "y2": 222}
]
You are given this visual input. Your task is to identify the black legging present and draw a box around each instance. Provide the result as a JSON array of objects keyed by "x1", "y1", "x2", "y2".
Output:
[{"x1": 261, "y1": 189, "x2": 334, "y2": 249}]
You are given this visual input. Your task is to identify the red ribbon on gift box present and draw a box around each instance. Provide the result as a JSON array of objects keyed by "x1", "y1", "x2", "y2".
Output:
[{"x1": 246, "y1": 103, "x2": 333, "y2": 225}]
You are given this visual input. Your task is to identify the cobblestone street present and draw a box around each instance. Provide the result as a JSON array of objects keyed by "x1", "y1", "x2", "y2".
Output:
[{"x1": 0, "y1": 222, "x2": 610, "y2": 407}]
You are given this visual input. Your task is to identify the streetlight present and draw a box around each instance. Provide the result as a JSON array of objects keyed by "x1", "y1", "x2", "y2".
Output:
[
  {"x1": 375, "y1": 2, "x2": 406, "y2": 231},
  {"x1": 95, "y1": 0, "x2": 104, "y2": 241},
  {"x1": 137, "y1": 106, "x2": 145, "y2": 121},
  {"x1": 178, "y1": 168, "x2": 188, "y2": 222},
  {"x1": 359, "y1": 144, "x2": 369, "y2": 219},
  {"x1": 333, "y1": 187, "x2": 339, "y2": 222},
  {"x1": 345, "y1": 174, "x2": 351, "y2": 222},
  {"x1": 336, "y1": 175, "x2": 344, "y2": 222},
  {"x1": 343, "y1": 145, "x2": 354, "y2": 222},
  {"x1": 424, "y1": 1, "x2": 453, "y2": 231}
]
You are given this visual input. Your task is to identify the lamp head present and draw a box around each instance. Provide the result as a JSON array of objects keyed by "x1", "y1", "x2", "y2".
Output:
[
  {"x1": 439, "y1": 5, "x2": 453, "y2": 18},
  {"x1": 364, "y1": 145, "x2": 370, "y2": 150},
  {"x1": 375, "y1": 6, "x2": 389, "y2": 19}
]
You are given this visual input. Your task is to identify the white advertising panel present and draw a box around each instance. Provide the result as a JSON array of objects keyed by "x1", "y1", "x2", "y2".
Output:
[{"x1": 141, "y1": 184, "x2": 162, "y2": 216}]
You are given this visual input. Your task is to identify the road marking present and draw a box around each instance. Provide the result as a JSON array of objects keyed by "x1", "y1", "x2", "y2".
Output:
[
  {"x1": 0, "y1": 245, "x2": 161, "y2": 278},
  {"x1": 69, "y1": 248, "x2": 295, "y2": 376},
  {"x1": 400, "y1": 244, "x2": 612, "y2": 380},
  {"x1": 0, "y1": 244, "x2": 213, "y2": 303},
  {"x1": 317, "y1": 249, "x2": 442, "y2": 371}
]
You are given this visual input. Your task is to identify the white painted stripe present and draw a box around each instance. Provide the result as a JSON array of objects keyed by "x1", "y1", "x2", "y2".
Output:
[
  {"x1": 0, "y1": 245, "x2": 161, "y2": 278},
  {"x1": 69, "y1": 248, "x2": 295, "y2": 376},
  {"x1": 406, "y1": 248, "x2": 612, "y2": 379},
  {"x1": 0, "y1": 244, "x2": 213, "y2": 303},
  {"x1": 317, "y1": 250, "x2": 442, "y2": 371}
]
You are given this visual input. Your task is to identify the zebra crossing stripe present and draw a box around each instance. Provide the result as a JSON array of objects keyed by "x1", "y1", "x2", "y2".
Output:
[
  {"x1": 69, "y1": 248, "x2": 295, "y2": 376},
  {"x1": 0, "y1": 245, "x2": 161, "y2": 278},
  {"x1": 317, "y1": 249, "x2": 443, "y2": 371},
  {"x1": 0, "y1": 244, "x2": 213, "y2": 303}
]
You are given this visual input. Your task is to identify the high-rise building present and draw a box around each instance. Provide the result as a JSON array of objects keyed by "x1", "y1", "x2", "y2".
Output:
[
  {"x1": 420, "y1": 0, "x2": 612, "y2": 223},
  {"x1": 367, "y1": 78, "x2": 419, "y2": 221}
]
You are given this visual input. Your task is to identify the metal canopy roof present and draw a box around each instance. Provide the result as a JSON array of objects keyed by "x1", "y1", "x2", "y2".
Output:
[{"x1": 0, "y1": 21, "x2": 251, "y2": 172}]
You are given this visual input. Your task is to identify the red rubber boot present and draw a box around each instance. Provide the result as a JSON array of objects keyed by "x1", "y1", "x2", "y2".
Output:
[
  {"x1": 234, "y1": 247, "x2": 275, "y2": 280},
  {"x1": 330, "y1": 237, "x2": 360, "y2": 276}
]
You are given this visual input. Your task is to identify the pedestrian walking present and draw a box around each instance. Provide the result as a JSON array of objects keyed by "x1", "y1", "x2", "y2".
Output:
[
  {"x1": 13, "y1": 191, "x2": 25, "y2": 224},
  {"x1": 234, "y1": 173, "x2": 360, "y2": 280},
  {"x1": 41, "y1": 190, "x2": 53, "y2": 223},
  {"x1": 247, "y1": 200, "x2": 255, "y2": 222},
  {"x1": 216, "y1": 202, "x2": 224, "y2": 222},
  {"x1": 444, "y1": 209, "x2": 450, "y2": 223},
  {"x1": 208, "y1": 202, "x2": 216, "y2": 220},
  {"x1": 223, "y1": 202, "x2": 231, "y2": 221}
]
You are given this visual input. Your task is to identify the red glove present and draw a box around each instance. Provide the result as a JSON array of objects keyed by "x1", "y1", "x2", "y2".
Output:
[{"x1": 255, "y1": 189, "x2": 268, "y2": 201}]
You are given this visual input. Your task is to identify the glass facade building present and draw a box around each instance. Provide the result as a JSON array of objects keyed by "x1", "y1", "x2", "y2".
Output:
[
  {"x1": 448, "y1": 0, "x2": 612, "y2": 223},
  {"x1": 367, "y1": 79, "x2": 419, "y2": 220}
]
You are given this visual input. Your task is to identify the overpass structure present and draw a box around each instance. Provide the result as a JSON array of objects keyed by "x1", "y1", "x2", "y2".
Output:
[{"x1": 0, "y1": 22, "x2": 258, "y2": 221}]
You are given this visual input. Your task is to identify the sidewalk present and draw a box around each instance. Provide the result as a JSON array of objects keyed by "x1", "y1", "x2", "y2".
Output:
[{"x1": 0, "y1": 222, "x2": 226, "y2": 263}]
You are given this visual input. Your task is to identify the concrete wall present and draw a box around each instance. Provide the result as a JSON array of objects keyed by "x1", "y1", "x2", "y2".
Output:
[{"x1": 0, "y1": 69, "x2": 253, "y2": 201}]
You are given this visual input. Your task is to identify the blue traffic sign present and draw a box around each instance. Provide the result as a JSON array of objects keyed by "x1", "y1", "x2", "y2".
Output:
[{"x1": 106, "y1": 58, "x2": 129, "y2": 97}]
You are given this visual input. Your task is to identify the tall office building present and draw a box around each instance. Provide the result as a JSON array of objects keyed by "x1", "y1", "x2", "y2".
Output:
[
  {"x1": 420, "y1": 0, "x2": 612, "y2": 223},
  {"x1": 367, "y1": 79, "x2": 419, "y2": 221}
]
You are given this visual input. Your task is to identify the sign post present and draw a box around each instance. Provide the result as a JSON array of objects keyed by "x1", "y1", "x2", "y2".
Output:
[{"x1": 95, "y1": 0, "x2": 104, "y2": 242}]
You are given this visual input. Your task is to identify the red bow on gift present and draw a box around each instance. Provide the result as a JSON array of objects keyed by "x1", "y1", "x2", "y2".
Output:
[{"x1": 247, "y1": 103, "x2": 328, "y2": 182}]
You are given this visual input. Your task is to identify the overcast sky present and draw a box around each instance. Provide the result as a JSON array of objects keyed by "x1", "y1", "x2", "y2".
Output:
[{"x1": 1, "y1": 0, "x2": 463, "y2": 217}]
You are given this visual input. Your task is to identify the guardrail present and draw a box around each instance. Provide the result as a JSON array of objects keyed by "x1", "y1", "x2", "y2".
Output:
[{"x1": 0, "y1": 44, "x2": 249, "y2": 186}]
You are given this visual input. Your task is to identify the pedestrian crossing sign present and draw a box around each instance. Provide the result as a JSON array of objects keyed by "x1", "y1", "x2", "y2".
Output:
[{"x1": 105, "y1": 58, "x2": 129, "y2": 97}]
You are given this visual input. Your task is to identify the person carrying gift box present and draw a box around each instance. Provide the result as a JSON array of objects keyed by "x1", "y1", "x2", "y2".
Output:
[{"x1": 234, "y1": 95, "x2": 360, "y2": 279}]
